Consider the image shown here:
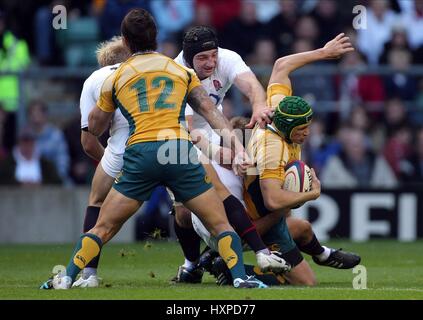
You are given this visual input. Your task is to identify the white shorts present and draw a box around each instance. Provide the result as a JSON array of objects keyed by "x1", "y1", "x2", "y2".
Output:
[
  {"x1": 99, "y1": 127, "x2": 127, "y2": 178},
  {"x1": 210, "y1": 160, "x2": 245, "y2": 206},
  {"x1": 190, "y1": 161, "x2": 245, "y2": 249},
  {"x1": 100, "y1": 147, "x2": 124, "y2": 178},
  {"x1": 191, "y1": 213, "x2": 213, "y2": 249}
]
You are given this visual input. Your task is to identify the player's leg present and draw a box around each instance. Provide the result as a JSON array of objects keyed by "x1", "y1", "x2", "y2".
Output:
[
  {"x1": 44, "y1": 143, "x2": 156, "y2": 289},
  {"x1": 183, "y1": 188, "x2": 265, "y2": 287},
  {"x1": 287, "y1": 216, "x2": 361, "y2": 269},
  {"x1": 261, "y1": 217, "x2": 317, "y2": 286},
  {"x1": 202, "y1": 160, "x2": 289, "y2": 273},
  {"x1": 169, "y1": 140, "x2": 266, "y2": 288},
  {"x1": 76, "y1": 166, "x2": 112, "y2": 284},
  {"x1": 57, "y1": 188, "x2": 143, "y2": 289},
  {"x1": 172, "y1": 203, "x2": 204, "y2": 283},
  {"x1": 74, "y1": 148, "x2": 123, "y2": 287}
]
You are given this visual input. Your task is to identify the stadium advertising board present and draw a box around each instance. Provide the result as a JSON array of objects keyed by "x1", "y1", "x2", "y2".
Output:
[{"x1": 295, "y1": 188, "x2": 423, "y2": 241}]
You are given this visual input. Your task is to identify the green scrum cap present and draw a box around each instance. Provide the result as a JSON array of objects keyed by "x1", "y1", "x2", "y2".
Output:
[{"x1": 272, "y1": 96, "x2": 313, "y2": 143}]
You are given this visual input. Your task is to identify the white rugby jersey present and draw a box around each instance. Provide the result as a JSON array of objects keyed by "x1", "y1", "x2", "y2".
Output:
[
  {"x1": 174, "y1": 47, "x2": 251, "y2": 144},
  {"x1": 79, "y1": 63, "x2": 129, "y2": 154}
]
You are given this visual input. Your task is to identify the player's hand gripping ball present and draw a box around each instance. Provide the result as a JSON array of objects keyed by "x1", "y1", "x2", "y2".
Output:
[{"x1": 283, "y1": 160, "x2": 312, "y2": 209}]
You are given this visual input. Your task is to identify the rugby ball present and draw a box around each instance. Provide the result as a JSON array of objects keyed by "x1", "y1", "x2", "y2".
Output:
[{"x1": 283, "y1": 161, "x2": 312, "y2": 208}]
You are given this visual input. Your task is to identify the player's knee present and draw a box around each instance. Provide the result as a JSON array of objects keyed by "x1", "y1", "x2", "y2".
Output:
[
  {"x1": 175, "y1": 206, "x2": 193, "y2": 228},
  {"x1": 214, "y1": 182, "x2": 230, "y2": 200},
  {"x1": 300, "y1": 220, "x2": 313, "y2": 238},
  {"x1": 291, "y1": 274, "x2": 317, "y2": 287},
  {"x1": 302, "y1": 275, "x2": 317, "y2": 286},
  {"x1": 91, "y1": 221, "x2": 119, "y2": 244},
  {"x1": 88, "y1": 191, "x2": 105, "y2": 207},
  {"x1": 210, "y1": 221, "x2": 234, "y2": 237}
]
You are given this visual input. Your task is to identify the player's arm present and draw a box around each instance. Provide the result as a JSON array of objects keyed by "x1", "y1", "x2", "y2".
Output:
[
  {"x1": 89, "y1": 73, "x2": 116, "y2": 137},
  {"x1": 187, "y1": 86, "x2": 250, "y2": 174},
  {"x1": 269, "y1": 33, "x2": 354, "y2": 87},
  {"x1": 260, "y1": 169, "x2": 320, "y2": 212},
  {"x1": 88, "y1": 106, "x2": 113, "y2": 137},
  {"x1": 191, "y1": 128, "x2": 234, "y2": 168},
  {"x1": 81, "y1": 129, "x2": 104, "y2": 161},
  {"x1": 233, "y1": 71, "x2": 271, "y2": 128}
]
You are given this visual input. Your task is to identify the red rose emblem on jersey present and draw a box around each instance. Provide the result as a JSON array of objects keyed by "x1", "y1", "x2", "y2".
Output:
[{"x1": 213, "y1": 80, "x2": 222, "y2": 91}]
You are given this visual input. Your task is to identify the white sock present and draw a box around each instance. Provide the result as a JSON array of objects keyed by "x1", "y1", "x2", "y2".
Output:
[
  {"x1": 82, "y1": 267, "x2": 97, "y2": 279},
  {"x1": 182, "y1": 259, "x2": 196, "y2": 270},
  {"x1": 315, "y1": 246, "x2": 332, "y2": 262},
  {"x1": 256, "y1": 248, "x2": 271, "y2": 255}
]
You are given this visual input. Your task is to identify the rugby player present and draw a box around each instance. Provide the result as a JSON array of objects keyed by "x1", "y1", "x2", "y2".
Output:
[
  {"x1": 171, "y1": 28, "x2": 360, "y2": 285},
  {"x1": 73, "y1": 37, "x2": 130, "y2": 288},
  {"x1": 238, "y1": 33, "x2": 358, "y2": 285},
  {"x1": 170, "y1": 26, "x2": 289, "y2": 283},
  {"x1": 41, "y1": 8, "x2": 267, "y2": 289}
]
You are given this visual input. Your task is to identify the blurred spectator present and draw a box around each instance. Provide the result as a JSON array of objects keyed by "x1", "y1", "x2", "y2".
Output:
[
  {"x1": 349, "y1": 104, "x2": 385, "y2": 152},
  {"x1": 379, "y1": 24, "x2": 412, "y2": 64},
  {"x1": 320, "y1": 127, "x2": 397, "y2": 188},
  {"x1": 400, "y1": 127, "x2": 423, "y2": 183},
  {"x1": 0, "y1": 106, "x2": 8, "y2": 159},
  {"x1": 196, "y1": 0, "x2": 241, "y2": 31},
  {"x1": 413, "y1": 78, "x2": 423, "y2": 126},
  {"x1": 0, "y1": 129, "x2": 62, "y2": 186},
  {"x1": 251, "y1": 0, "x2": 280, "y2": 23},
  {"x1": 34, "y1": 0, "x2": 79, "y2": 66},
  {"x1": 357, "y1": 0, "x2": 398, "y2": 65},
  {"x1": 290, "y1": 39, "x2": 335, "y2": 104},
  {"x1": 310, "y1": 0, "x2": 344, "y2": 47},
  {"x1": 265, "y1": 0, "x2": 299, "y2": 56},
  {"x1": 63, "y1": 115, "x2": 96, "y2": 185},
  {"x1": 221, "y1": 0, "x2": 264, "y2": 58},
  {"x1": 400, "y1": 0, "x2": 423, "y2": 50},
  {"x1": 174, "y1": 2, "x2": 213, "y2": 51},
  {"x1": 0, "y1": 103, "x2": 16, "y2": 157},
  {"x1": 26, "y1": 100, "x2": 72, "y2": 185},
  {"x1": 302, "y1": 117, "x2": 341, "y2": 175},
  {"x1": 246, "y1": 37, "x2": 276, "y2": 87},
  {"x1": 383, "y1": 125, "x2": 413, "y2": 178},
  {"x1": 382, "y1": 97, "x2": 410, "y2": 138},
  {"x1": 336, "y1": 50, "x2": 385, "y2": 119},
  {"x1": 158, "y1": 38, "x2": 179, "y2": 59},
  {"x1": 150, "y1": 0, "x2": 193, "y2": 43},
  {"x1": 98, "y1": 0, "x2": 151, "y2": 40},
  {"x1": 0, "y1": 10, "x2": 30, "y2": 112},
  {"x1": 294, "y1": 15, "x2": 320, "y2": 48},
  {"x1": 384, "y1": 48, "x2": 417, "y2": 100}
]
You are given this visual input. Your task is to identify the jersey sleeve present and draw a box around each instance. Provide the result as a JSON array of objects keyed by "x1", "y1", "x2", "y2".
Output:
[
  {"x1": 79, "y1": 75, "x2": 96, "y2": 129},
  {"x1": 96, "y1": 72, "x2": 117, "y2": 113},
  {"x1": 219, "y1": 49, "x2": 251, "y2": 83},
  {"x1": 187, "y1": 69, "x2": 202, "y2": 93},
  {"x1": 174, "y1": 51, "x2": 184, "y2": 65},
  {"x1": 267, "y1": 83, "x2": 293, "y2": 108},
  {"x1": 256, "y1": 131, "x2": 288, "y2": 181},
  {"x1": 185, "y1": 104, "x2": 194, "y2": 116}
]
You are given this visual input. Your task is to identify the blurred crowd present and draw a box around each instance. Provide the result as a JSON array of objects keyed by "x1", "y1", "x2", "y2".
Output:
[{"x1": 0, "y1": 0, "x2": 423, "y2": 188}]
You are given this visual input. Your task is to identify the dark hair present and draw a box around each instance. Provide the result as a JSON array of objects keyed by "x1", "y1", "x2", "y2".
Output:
[
  {"x1": 183, "y1": 26, "x2": 218, "y2": 67},
  {"x1": 121, "y1": 8, "x2": 157, "y2": 53}
]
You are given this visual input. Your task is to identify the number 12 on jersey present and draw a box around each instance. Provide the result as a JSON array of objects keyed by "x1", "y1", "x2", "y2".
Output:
[{"x1": 131, "y1": 76, "x2": 176, "y2": 112}]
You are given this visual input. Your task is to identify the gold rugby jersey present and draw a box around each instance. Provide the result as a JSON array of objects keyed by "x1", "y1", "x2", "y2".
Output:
[
  {"x1": 244, "y1": 83, "x2": 301, "y2": 220},
  {"x1": 97, "y1": 52, "x2": 201, "y2": 145}
]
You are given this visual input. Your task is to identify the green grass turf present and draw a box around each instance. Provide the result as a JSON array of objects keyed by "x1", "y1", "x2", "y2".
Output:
[{"x1": 0, "y1": 240, "x2": 422, "y2": 300}]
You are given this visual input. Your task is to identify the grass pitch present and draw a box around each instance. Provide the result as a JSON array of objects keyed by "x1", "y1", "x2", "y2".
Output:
[{"x1": 0, "y1": 240, "x2": 422, "y2": 300}]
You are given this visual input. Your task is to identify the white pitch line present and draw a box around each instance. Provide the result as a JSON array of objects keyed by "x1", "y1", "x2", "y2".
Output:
[{"x1": 270, "y1": 286, "x2": 423, "y2": 293}]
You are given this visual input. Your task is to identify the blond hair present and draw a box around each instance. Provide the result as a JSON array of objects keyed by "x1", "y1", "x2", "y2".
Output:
[{"x1": 96, "y1": 36, "x2": 131, "y2": 67}]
